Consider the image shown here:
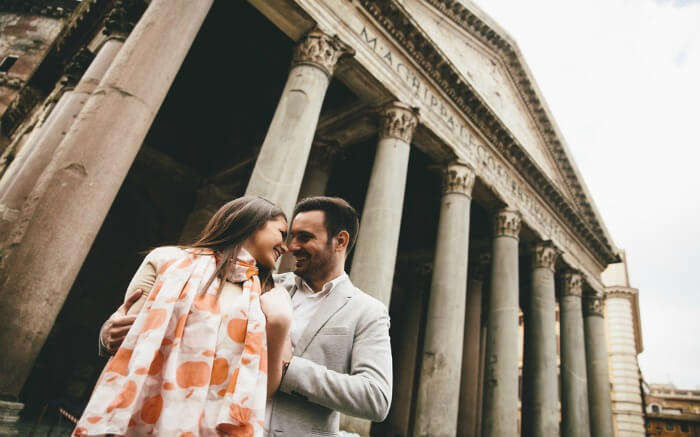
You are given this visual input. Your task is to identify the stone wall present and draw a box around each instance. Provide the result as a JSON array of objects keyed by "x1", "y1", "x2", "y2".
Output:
[
  {"x1": 0, "y1": 12, "x2": 63, "y2": 118},
  {"x1": 606, "y1": 295, "x2": 646, "y2": 435}
]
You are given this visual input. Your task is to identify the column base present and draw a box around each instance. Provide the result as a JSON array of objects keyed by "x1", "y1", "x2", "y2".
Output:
[{"x1": 0, "y1": 399, "x2": 23, "y2": 435}]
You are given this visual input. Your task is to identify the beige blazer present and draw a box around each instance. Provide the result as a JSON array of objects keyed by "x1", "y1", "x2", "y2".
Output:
[{"x1": 267, "y1": 272, "x2": 393, "y2": 436}]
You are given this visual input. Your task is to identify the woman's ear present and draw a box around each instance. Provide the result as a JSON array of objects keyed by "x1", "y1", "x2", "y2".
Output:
[{"x1": 335, "y1": 230, "x2": 350, "y2": 252}]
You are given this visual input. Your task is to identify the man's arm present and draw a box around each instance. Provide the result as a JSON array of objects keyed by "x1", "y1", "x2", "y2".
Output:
[
  {"x1": 278, "y1": 302, "x2": 392, "y2": 422},
  {"x1": 99, "y1": 249, "x2": 162, "y2": 355},
  {"x1": 99, "y1": 288, "x2": 143, "y2": 356}
]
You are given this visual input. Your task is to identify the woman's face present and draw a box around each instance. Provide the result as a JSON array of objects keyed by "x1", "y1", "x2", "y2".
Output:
[{"x1": 245, "y1": 216, "x2": 288, "y2": 269}]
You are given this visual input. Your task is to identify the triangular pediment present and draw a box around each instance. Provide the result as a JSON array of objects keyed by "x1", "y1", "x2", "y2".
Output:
[{"x1": 402, "y1": 0, "x2": 576, "y2": 203}]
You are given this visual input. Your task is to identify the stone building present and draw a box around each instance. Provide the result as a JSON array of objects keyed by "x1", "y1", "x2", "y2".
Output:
[
  {"x1": 645, "y1": 384, "x2": 700, "y2": 436},
  {"x1": 602, "y1": 251, "x2": 646, "y2": 436},
  {"x1": 0, "y1": 1, "x2": 626, "y2": 436}
]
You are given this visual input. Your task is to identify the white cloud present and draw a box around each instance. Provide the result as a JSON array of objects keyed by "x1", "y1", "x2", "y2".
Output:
[{"x1": 473, "y1": 0, "x2": 700, "y2": 388}]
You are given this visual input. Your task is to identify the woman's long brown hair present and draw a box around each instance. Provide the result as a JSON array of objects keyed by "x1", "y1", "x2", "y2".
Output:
[{"x1": 184, "y1": 196, "x2": 286, "y2": 293}]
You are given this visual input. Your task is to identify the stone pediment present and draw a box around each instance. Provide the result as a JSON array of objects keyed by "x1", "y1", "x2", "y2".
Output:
[
  {"x1": 366, "y1": 0, "x2": 617, "y2": 265},
  {"x1": 402, "y1": 0, "x2": 572, "y2": 199}
]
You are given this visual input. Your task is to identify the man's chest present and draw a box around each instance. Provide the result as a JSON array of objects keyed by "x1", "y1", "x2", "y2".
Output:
[{"x1": 289, "y1": 291, "x2": 328, "y2": 348}]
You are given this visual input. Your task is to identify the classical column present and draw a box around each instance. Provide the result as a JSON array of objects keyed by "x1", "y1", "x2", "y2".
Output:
[
  {"x1": 350, "y1": 102, "x2": 418, "y2": 305},
  {"x1": 298, "y1": 140, "x2": 343, "y2": 200},
  {"x1": 0, "y1": 94, "x2": 63, "y2": 196},
  {"x1": 245, "y1": 27, "x2": 353, "y2": 217},
  {"x1": 457, "y1": 254, "x2": 489, "y2": 437},
  {"x1": 521, "y1": 241, "x2": 560, "y2": 436},
  {"x1": 0, "y1": 0, "x2": 214, "y2": 400},
  {"x1": 278, "y1": 140, "x2": 344, "y2": 273},
  {"x1": 559, "y1": 270, "x2": 591, "y2": 437},
  {"x1": 476, "y1": 301, "x2": 488, "y2": 436},
  {"x1": 0, "y1": 44, "x2": 116, "y2": 241},
  {"x1": 482, "y1": 208, "x2": 522, "y2": 437},
  {"x1": 389, "y1": 263, "x2": 432, "y2": 436},
  {"x1": 584, "y1": 291, "x2": 615, "y2": 437},
  {"x1": 413, "y1": 162, "x2": 475, "y2": 437}
]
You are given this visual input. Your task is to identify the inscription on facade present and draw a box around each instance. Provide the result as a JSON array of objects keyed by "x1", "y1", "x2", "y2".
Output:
[{"x1": 354, "y1": 23, "x2": 582, "y2": 267}]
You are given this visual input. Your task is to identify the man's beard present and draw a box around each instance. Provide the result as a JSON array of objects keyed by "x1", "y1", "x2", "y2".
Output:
[{"x1": 295, "y1": 243, "x2": 334, "y2": 284}]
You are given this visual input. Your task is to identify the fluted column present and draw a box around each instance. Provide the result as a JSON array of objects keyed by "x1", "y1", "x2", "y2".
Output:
[
  {"x1": 458, "y1": 254, "x2": 489, "y2": 437},
  {"x1": 584, "y1": 291, "x2": 615, "y2": 437},
  {"x1": 559, "y1": 270, "x2": 591, "y2": 437},
  {"x1": 522, "y1": 241, "x2": 560, "y2": 436},
  {"x1": 482, "y1": 209, "x2": 522, "y2": 437},
  {"x1": 413, "y1": 162, "x2": 475, "y2": 437},
  {"x1": 0, "y1": 0, "x2": 214, "y2": 398},
  {"x1": 245, "y1": 28, "x2": 353, "y2": 217},
  {"x1": 350, "y1": 102, "x2": 418, "y2": 305}
]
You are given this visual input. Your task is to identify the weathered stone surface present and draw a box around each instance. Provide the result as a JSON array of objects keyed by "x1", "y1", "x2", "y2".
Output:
[
  {"x1": 482, "y1": 208, "x2": 521, "y2": 437},
  {"x1": 245, "y1": 27, "x2": 352, "y2": 217},
  {"x1": 414, "y1": 162, "x2": 473, "y2": 437},
  {"x1": 0, "y1": 0, "x2": 214, "y2": 397},
  {"x1": 584, "y1": 293, "x2": 616, "y2": 437},
  {"x1": 351, "y1": 102, "x2": 418, "y2": 306},
  {"x1": 0, "y1": 39, "x2": 123, "y2": 244},
  {"x1": 521, "y1": 241, "x2": 560, "y2": 436},
  {"x1": 559, "y1": 270, "x2": 591, "y2": 437}
]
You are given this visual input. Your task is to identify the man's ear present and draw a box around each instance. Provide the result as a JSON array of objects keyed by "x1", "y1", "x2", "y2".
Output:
[{"x1": 335, "y1": 230, "x2": 350, "y2": 252}]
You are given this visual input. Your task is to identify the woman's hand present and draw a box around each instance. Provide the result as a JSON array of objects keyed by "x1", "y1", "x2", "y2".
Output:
[
  {"x1": 260, "y1": 286, "x2": 293, "y2": 332},
  {"x1": 260, "y1": 286, "x2": 293, "y2": 398}
]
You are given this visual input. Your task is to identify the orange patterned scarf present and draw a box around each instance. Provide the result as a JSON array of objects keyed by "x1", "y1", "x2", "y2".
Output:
[{"x1": 74, "y1": 247, "x2": 268, "y2": 436}]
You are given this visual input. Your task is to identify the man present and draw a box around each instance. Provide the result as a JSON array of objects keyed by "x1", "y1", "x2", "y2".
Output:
[{"x1": 100, "y1": 196, "x2": 393, "y2": 436}]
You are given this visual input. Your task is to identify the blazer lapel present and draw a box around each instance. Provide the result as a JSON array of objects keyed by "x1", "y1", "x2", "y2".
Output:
[{"x1": 294, "y1": 278, "x2": 354, "y2": 356}]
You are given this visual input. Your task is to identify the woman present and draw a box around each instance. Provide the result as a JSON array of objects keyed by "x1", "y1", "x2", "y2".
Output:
[{"x1": 74, "y1": 196, "x2": 293, "y2": 436}]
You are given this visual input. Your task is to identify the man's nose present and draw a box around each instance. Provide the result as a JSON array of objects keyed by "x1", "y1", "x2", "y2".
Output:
[{"x1": 287, "y1": 238, "x2": 300, "y2": 252}]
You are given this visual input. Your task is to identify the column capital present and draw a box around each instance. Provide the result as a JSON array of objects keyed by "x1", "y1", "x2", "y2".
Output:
[
  {"x1": 292, "y1": 27, "x2": 354, "y2": 78},
  {"x1": 492, "y1": 208, "x2": 521, "y2": 239},
  {"x1": 442, "y1": 161, "x2": 475, "y2": 196},
  {"x1": 103, "y1": 0, "x2": 147, "y2": 39},
  {"x1": 530, "y1": 240, "x2": 559, "y2": 272},
  {"x1": 378, "y1": 102, "x2": 419, "y2": 143},
  {"x1": 60, "y1": 48, "x2": 95, "y2": 88},
  {"x1": 559, "y1": 269, "x2": 583, "y2": 297},
  {"x1": 583, "y1": 292, "x2": 604, "y2": 317}
]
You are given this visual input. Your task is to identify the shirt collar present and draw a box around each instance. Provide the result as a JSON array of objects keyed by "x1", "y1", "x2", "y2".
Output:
[{"x1": 295, "y1": 272, "x2": 348, "y2": 295}]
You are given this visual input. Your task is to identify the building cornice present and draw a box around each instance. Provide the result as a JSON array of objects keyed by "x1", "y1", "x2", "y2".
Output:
[
  {"x1": 423, "y1": 0, "x2": 617, "y2": 254},
  {"x1": 357, "y1": 0, "x2": 618, "y2": 267},
  {"x1": 0, "y1": 0, "x2": 81, "y2": 18}
]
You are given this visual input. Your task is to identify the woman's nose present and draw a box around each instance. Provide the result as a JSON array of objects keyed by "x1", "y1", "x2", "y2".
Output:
[{"x1": 280, "y1": 243, "x2": 288, "y2": 253}]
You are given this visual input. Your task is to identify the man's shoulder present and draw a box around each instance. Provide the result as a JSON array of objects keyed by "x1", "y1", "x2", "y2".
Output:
[{"x1": 342, "y1": 280, "x2": 388, "y2": 317}]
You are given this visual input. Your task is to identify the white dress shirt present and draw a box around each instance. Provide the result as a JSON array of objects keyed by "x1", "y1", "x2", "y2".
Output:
[{"x1": 264, "y1": 272, "x2": 349, "y2": 434}]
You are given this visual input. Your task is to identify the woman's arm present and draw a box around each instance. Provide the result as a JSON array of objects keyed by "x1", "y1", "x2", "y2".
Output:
[{"x1": 260, "y1": 286, "x2": 293, "y2": 398}]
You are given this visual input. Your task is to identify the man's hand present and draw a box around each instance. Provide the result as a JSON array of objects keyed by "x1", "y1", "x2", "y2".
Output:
[{"x1": 101, "y1": 288, "x2": 143, "y2": 355}]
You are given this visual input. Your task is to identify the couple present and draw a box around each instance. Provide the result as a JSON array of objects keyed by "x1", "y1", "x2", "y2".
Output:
[{"x1": 74, "y1": 196, "x2": 392, "y2": 436}]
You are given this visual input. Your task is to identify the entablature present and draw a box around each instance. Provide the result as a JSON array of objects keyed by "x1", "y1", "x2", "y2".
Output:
[{"x1": 251, "y1": 0, "x2": 616, "y2": 285}]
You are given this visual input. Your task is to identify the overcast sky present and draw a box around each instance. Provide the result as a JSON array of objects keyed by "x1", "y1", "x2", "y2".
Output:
[{"x1": 472, "y1": 0, "x2": 700, "y2": 388}]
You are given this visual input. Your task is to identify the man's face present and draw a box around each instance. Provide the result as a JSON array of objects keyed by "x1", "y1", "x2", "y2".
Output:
[{"x1": 288, "y1": 210, "x2": 335, "y2": 281}]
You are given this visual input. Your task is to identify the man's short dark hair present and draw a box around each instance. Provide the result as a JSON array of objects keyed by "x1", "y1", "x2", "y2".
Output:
[{"x1": 293, "y1": 196, "x2": 360, "y2": 253}]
